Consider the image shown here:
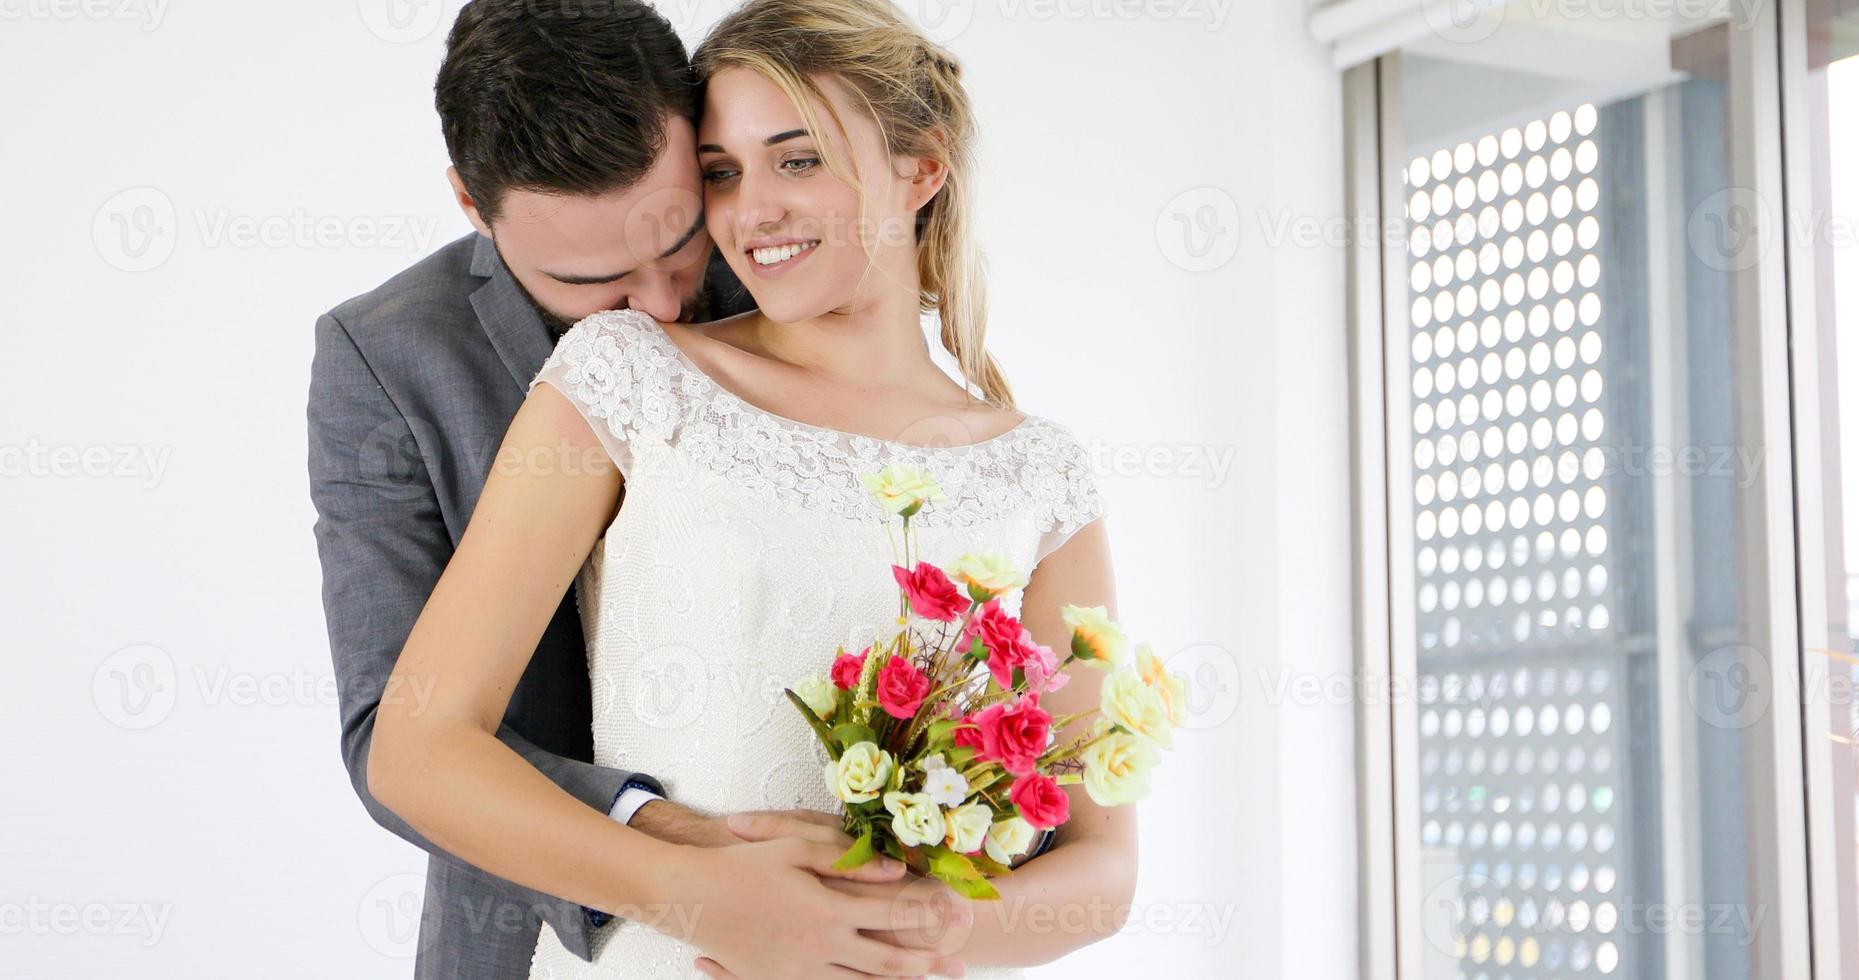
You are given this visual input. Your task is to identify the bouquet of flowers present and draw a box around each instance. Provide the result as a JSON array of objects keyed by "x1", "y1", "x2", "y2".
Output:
[{"x1": 784, "y1": 465, "x2": 1187, "y2": 900}]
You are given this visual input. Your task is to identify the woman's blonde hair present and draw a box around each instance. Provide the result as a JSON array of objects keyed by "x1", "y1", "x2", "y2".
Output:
[{"x1": 694, "y1": 0, "x2": 1014, "y2": 410}]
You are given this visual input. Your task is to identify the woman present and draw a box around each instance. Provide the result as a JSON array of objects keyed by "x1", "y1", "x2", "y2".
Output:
[{"x1": 367, "y1": 0, "x2": 1136, "y2": 976}]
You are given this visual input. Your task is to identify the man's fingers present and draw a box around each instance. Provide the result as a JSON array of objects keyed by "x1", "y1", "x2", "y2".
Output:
[
  {"x1": 727, "y1": 811, "x2": 846, "y2": 847},
  {"x1": 785, "y1": 808, "x2": 842, "y2": 828},
  {"x1": 835, "y1": 935, "x2": 965, "y2": 979},
  {"x1": 799, "y1": 840, "x2": 907, "y2": 883}
]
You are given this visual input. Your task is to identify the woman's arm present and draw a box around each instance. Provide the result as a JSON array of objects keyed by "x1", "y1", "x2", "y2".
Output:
[
  {"x1": 953, "y1": 517, "x2": 1140, "y2": 967},
  {"x1": 366, "y1": 384, "x2": 970, "y2": 980}
]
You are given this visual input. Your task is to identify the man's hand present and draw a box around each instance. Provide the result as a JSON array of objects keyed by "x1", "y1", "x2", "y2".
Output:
[
  {"x1": 629, "y1": 802, "x2": 846, "y2": 849},
  {"x1": 668, "y1": 838, "x2": 970, "y2": 979},
  {"x1": 690, "y1": 816, "x2": 977, "y2": 979}
]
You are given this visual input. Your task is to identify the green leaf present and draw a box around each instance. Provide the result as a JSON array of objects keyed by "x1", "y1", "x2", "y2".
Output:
[
  {"x1": 966, "y1": 851, "x2": 1014, "y2": 877},
  {"x1": 832, "y1": 723, "x2": 876, "y2": 748},
  {"x1": 926, "y1": 719, "x2": 961, "y2": 743},
  {"x1": 832, "y1": 830, "x2": 877, "y2": 872},
  {"x1": 947, "y1": 745, "x2": 977, "y2": 767},
  {"x1": 785, "y1": 689, "x2": 842, "y2": 760}
]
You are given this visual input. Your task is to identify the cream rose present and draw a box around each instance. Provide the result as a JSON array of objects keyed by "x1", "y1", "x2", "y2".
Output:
[
  {"x1": 825, "y1": 742, "x2": 895, "y2": 804},
  {"x1": 883, "y1": 791, "x2": 947, "y2": 848},
  {"x1": 943, "y1": 801, "x2": 994, "y2": 854},
  {"x1": 1100, "y1": 670, "x2": 1174, "y2": 748},
  {"x1": 1081, "y1": 726, "x2": 1159, "y2": 806},
  {"x1": 861, "y1": 465, "x2": 945, "y2": 516},
  {"x1": 984, "y1": 815, "x2": 1037, "y2": 865},
  {"x1": 1062, "y1": 604, "x2": 1129, "y2": 669},
  {"x1": 949, "y1": 551, "x2": 1029, "y2": 596},
  {"x1": 1134, "y1": 642, "x2": 1188, "y2": 725},
  {"x1": 793, "y1": 673, "x2": 838, "y2": 718}
]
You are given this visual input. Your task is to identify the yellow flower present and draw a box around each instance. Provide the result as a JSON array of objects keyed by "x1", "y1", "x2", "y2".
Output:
[
  {"x1": 861, "y1": 465, "x2": 945, "y2": 517},
  {"x1": 883, "y1": 791, "x2": 948, "y2": 848},
  {"x1": 793, "y1": 673, "x2": 838, "y2": 718},
  {"x1": 1100, "y1": 670, "x2": 1174, "y2": 748},
  {"x1": 948, "y1": 551, "x2": 1028, "y2": 597},
  {"x1": 984, "y1": 815, "x2": 1036, "y2": 865},
  {"x1": 1133, "y1": 642, "x2": 1188, "y2": 725},
  {"x1": 825, "y1": 742, "x2": 895, "y2": 804},
  {"x1": 1062, "y1": 605, "x2": 1129, "y2": 669},
  {"x1": 944, "y1": 800, "x2": 994, "y2": 854},
  {"x1": 1080, "y1": 725, "x2": 1159, "y2": 805}
]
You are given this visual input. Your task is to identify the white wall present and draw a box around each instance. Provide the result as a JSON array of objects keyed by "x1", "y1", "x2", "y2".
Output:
[{"x1": 0, "y1": 1, "x2": 1352, "y2": 976}]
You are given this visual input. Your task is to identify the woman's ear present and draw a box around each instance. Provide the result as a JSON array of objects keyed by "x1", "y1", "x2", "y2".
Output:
[{"x1": 904, "y1": 155, "x2": 950, "y2": 212}]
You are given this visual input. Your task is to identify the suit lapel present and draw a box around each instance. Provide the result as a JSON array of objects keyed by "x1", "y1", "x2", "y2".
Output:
[{"x1": 468, "y1": 233, "x2": 556, "y2": 391}]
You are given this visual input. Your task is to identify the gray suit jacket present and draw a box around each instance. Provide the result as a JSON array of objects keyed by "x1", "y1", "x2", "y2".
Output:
[{"x1": 308, "y1": 232, "x2": 751, "y2": 978}]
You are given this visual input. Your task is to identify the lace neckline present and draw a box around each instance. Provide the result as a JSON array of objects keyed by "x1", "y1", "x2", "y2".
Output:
[{"x1": 643, "y1": 317, "x2": 1034, "y2": 454}]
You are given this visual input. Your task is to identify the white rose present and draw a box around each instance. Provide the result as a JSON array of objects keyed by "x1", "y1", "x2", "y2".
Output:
[
  {"x1": 793, "y1": 673, "x2": 838, "y2": 718},
  {"x1": 1100, "y1": 669, "x2": 1174, "y2": 748},
  {"x1": 826, "y1": 742, "x2": 894, "y2": 804},
  {"x1": 984, "y1": 815, "x2": 1036, "y2": 865},
  {"x1": 1080, "y1": 727, "x2": 1158, "y2": 806},
  {"x1": 943, "y1": 801, "x2": 993, "y2": 854},
  {"x1": 883, "y1": 791, "x2": 948, "y2": 848}
]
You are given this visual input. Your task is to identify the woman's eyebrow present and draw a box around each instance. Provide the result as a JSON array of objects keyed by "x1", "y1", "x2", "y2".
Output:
[{"x1": 697, "y1": 129, "x2": 811, "y2": 154}]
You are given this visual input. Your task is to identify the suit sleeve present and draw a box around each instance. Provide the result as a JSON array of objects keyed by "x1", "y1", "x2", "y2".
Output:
[{"x1": 306, "y1": 311, "x2": 662, "y2": 953}]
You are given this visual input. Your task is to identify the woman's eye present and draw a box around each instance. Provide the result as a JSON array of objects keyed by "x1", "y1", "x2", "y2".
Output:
[
  {"x1": 702, "y1": 168, "x2": 739, "y2": 185},
  {"x1": 781, "y1": 156, "x2": 820, "y2": 173}
]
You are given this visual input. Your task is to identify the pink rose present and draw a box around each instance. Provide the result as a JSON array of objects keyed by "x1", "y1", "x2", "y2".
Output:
[
  {"x1": 892, "y1": 562, "x2": 971, "y2": 622},
  {"x1": 953, "y1": 709, "x2": 986, "y2": 751},
  {"x1": 876, "y1": 654, "x2": 931, "y2": 720},
  {"x1": 831, "y1": 648, "x2": 868, "y2": 690},
  {"x1": 964, "y1": 600, "x2": 1027, "y2": 684},
  {"x1": 971, "y1": 693, "x2": 1052, "y2": 776},
  {"x1": 1020, "y1": 633, "x2": 1070, "y2": 694},
  {"x1": 1010, "y1": 772, "x2": 1071, "y2": 830}
]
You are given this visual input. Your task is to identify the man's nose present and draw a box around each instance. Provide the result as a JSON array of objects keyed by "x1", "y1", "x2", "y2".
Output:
[{"x1": 624, "y1": 275, "x2": 682, "y2": 323}]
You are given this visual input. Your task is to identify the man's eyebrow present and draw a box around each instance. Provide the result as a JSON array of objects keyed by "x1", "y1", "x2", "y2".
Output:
[
  {"x1": 541, "y1": 210, "x2": 707, "y2": 285},
  {"x1": 696, "y1": 129, "x2": 811, "y2": 154}
]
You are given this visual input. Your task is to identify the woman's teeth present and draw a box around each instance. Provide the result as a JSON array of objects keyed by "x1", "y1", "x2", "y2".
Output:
[{"x1": 751, "y1": 241, "x2": 817, "y2": 266}]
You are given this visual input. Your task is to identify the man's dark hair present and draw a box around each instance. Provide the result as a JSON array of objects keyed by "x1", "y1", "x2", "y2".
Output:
[{"x1": 435, "y1": 0, "x2": 697, "y2": 224}]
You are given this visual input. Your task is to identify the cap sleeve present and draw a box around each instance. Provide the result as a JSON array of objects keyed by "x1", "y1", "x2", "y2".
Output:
[
  {"x1": 527, "y1": 309, "x2": 666, "y2": 480},
  {"x1": 1030, "y1": 420, "x2": 1106, "y2": 567}
]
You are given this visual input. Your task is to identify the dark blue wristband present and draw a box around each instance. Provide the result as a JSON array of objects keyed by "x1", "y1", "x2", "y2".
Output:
[{"x1": 584, "y1": 776, "x2": 665, "y2": 929}]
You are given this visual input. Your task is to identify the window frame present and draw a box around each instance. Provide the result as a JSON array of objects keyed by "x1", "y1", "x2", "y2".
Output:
[{"x1": 1343, "y1": 4, "x2": 1820, "y2": 978}]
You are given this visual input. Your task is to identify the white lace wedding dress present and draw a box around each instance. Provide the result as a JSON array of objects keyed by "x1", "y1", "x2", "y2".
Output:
[{"x1": 525, "y1": 309, "x2": 1104, "y2": 979}]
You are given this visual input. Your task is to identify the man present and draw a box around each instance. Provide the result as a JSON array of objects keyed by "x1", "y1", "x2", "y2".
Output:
[{"x1": 307, "y1": 2, "x2": 963, "y2": 976}]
